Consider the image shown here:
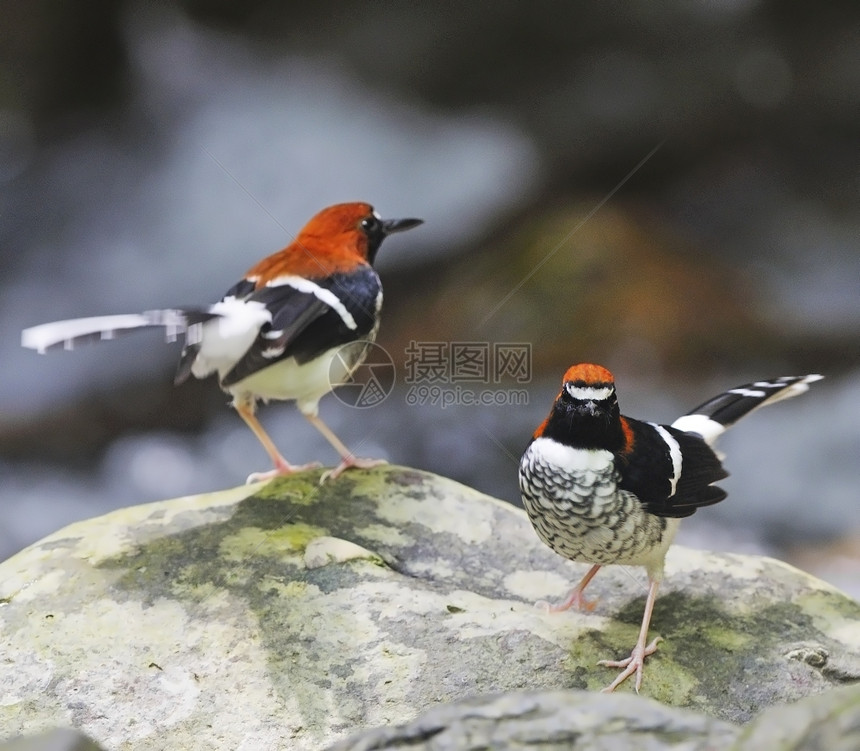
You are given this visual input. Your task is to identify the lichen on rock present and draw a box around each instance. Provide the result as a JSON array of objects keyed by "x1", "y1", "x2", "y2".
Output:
[{"x1": 0, "y1": 466, "x2": 858, "y2": 750}]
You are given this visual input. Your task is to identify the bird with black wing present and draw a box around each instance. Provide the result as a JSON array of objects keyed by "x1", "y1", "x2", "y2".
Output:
[
  {"x1": 22, "y1": 202, "x2": 423, "y2": 483},
  {"x1": 519, "y1": 363, "x2": 821, "y2": 692}
]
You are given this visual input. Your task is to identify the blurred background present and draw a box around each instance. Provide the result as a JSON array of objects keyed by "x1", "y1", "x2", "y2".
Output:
[{"x1": 1, "y1": 1, "x2": 858, "y2": 596}]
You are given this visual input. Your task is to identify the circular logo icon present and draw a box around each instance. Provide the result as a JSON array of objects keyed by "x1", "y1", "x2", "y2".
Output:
[{"x1": 329, "y1": 340, "x2": 396, "y2": 408}]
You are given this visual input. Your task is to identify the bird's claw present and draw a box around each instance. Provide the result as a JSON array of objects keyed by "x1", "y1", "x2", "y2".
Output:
[
  {"x1": 245, "y1": 460, "x2": 322, "y2": 484},
  {"x1": 320, "y1": 456, "x2": 388, "y2": 484},
  {"x1": 535, "y1": 592, "x2": 598, "y2": 613},
  {"x1": 599, "y1": 636, "x2": 663, "y2": 693}
]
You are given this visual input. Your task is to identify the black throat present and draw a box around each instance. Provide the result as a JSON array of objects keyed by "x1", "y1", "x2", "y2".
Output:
[{"x1": 540, "y1": 397, "x2": 627, "y2": 452}]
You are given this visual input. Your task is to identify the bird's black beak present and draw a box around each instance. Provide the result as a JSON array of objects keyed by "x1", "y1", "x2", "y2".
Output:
[
  {"x1": 575, "y1": 400, "x2": 601, "y2": 417},
  {"x1": 381, "y1": 217, "x2": 424, "y2": 235}
]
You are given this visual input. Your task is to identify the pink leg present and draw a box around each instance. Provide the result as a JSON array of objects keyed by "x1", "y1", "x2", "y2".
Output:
[
  {"x1": 539, "y1": 564, "x2": 602, "y2": 612},
  {"x1": 599, "y1": 577, "x2": 663, "y2": 693},
  {"x1": 235, "y1": 402, "x2": 320, "y2": 483},
  {"x1": 304, "y1": 413, "x2": 386, "y2": 482}
]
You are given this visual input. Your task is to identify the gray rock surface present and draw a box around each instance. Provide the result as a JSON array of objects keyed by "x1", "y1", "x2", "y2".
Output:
[
  {"x1": 330, "y1": 684, "x2": 860, "y2": 751},
  {"x1": 734, "y1": 682, "x2": 860, "y2": 751},
  {"x1": 1, "y1": 466, "x2": 858, "y2": 750},
  {"x1": 327, "y1": 690, "x2": 738, "y2": 750}
]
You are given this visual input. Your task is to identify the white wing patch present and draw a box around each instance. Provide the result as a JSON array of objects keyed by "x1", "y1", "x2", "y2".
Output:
[
  {"x1": 650, "y1": 423, "x2": 682, "y2": 497},
  {"x1": 190, "y1": 297, "x2": 272, "y2": 379},
  {"x1": 206, "y1": 297, "x2": 271, "y2": 338},
  {"x1": 266, "y1": 274, "x2": 357, "y2": 331}
]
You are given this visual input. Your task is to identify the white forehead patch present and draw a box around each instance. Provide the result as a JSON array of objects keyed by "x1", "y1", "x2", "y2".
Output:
[{"x1": 565, "y1": 383, "x2": 614, "y2": 401}]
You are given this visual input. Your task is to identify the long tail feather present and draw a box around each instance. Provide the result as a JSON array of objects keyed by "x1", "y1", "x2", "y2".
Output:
[
  {"x1": 671, "y1": 374, "x2": 823, "y2": 445},
  {"x1": 21, "y1": 309, "x2": 218, "y2": 354}
]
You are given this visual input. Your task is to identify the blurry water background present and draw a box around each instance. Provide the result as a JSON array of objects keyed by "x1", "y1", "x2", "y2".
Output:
[{"x1": 1, "y1": 2, "x2": 858, "y2": 597}]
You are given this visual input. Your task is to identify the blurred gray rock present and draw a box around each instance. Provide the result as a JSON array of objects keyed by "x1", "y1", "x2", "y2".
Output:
[
  {"x1": 0, "y1": 729, "x2": 105, "y2": 751},
  {"x1": 734, "y1": 683, "x2": 860, "y2": 751},
  {"x1": 1, "y1": 467, "x2": 858, "y2": 749}
]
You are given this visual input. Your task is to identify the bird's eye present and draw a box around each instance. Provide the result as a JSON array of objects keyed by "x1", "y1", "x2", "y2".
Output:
[{"x1": 360, "y1": 216, "x2": 381, "y2": 233}]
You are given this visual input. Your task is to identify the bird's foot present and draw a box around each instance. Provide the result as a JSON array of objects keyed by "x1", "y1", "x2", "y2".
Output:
[
  {"x1": 598, "y1": 636, "x2": 663, "y2": 693},
  {"x1": 536, "y1": 587, "x2": 598, "y2": 613},
  {"x1": 320, "y1": 456, "x2": 388, "y2": 483},
  {"x1": 245, "y1": 460, "x2": 322, "y2": 484}
]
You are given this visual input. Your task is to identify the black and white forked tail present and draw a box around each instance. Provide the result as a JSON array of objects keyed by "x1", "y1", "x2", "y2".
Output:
[
  {"x1": 671, "y1": 374, "x2": 823, "y2": 446},
  {"x1": 21, "y1": 309, "x2": 218, "y2": 354}
]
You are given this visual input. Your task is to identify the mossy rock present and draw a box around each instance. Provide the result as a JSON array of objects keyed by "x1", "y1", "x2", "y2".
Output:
[{"x1": 1, "y1": 466, "x2": 858, "y2": 749}]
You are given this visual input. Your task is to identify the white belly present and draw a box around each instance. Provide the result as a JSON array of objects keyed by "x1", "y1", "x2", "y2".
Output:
[{"x1": 225, "y1": 340, "x2": 370, "y2": 415}]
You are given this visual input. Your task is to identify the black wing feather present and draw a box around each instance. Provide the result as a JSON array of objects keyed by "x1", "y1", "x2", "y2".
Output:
[
  {"x1": 618, "y1": 418, "x2": 728, "y2": 519},
  {"x1": 220, "y1": 286, "x2": 330, "y2": 387},
  {"x1": 219, "y1": 268, "x2": 381, "y2": 388}
]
